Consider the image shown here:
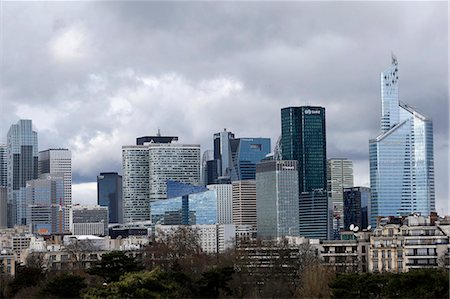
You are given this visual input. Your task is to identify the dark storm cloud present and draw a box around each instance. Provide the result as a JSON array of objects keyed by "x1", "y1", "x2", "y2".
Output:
[{"x1": 0, "y1": 2, "x2": 447, "y2": 209}]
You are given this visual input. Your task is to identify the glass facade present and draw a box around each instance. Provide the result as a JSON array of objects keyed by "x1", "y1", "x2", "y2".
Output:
[
  {"x1": 7, "y1": 120, "x2": 38, "y2": 226},
  {"x1": 343, "y1": 187, "x2": 371, "y2": 230},
  {"x1": 232, "y1": 138, "x2": 271, "y2": 181},
  {"x1": 97, "y1": 172, "x2": 123, "y2": 224},
  {"x1": 370, "y1": 58, "x2": 435, "y2": 227},
  {"x1": 150, "y1": 190, "x2": 217, "y2": 225}
]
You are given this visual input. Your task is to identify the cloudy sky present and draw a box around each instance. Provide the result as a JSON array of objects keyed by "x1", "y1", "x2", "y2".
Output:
[{"x1": 0, "y1": 2, "x2": 448, "y2": 213}]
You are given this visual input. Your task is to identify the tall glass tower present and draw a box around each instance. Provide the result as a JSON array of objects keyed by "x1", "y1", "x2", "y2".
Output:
[
  {"x1": 369, "y1": 57, "x2": 435, "y2": 227},
  {"x1": 7, "y1": 120, "x2": 38, "y2": 226}
]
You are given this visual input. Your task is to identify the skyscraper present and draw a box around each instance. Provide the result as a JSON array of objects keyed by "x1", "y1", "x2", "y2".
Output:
[
  {"x1": 344, "y1": 187, "x2": 371, "y2": 230},
  {"x1": 256, "y1": 160, "x2": 299, "y2": 239},
  {"x1": 208, "y1": 184, "x2": 233, "y2": 224},
  {"x1": 281, "y1": 106, "x2": 329, "y2": 239},
  {"x1": 327, "y1": 158, "x2": 354, "y2": 237},
  {"x1": 97, "y1": 172, "x2": 123, "y2": 224},
  {"x1": 38, "y1": 149, "x2": 72, "y2": 232},
  {"x1": 369, "y1": 57, "x2": 435, "y2": 227},
  {"x1": 7, "y1": 120, "x2": 38, "y2": 226},
  {"x1": 213, "y1": 129, "x2": 236, "y2": 182},
  {"x1": 0, "y1": 145, "x2": 7, "y2": 187},
  {"x1": 232, "y1": 180, "x2": 257, "y2": 228}
]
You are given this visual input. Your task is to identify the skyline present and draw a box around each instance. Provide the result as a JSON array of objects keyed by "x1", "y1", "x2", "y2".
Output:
[{"x1": 0, "y1": 2, "x2": 447, "y2": 213}]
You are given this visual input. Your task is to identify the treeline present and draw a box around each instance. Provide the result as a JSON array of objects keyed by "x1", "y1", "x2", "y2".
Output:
[{"x1": 0, "y1": 227, "x2": 448, "y2": 298}]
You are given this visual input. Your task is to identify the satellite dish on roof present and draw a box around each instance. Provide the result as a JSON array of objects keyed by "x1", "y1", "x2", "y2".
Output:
[
  {"x1": 349, "y1": 224, "x2": 355, "y2": 231},
  {"x1": 354, "y1": 226, "x2": 360, "y2": 232}
]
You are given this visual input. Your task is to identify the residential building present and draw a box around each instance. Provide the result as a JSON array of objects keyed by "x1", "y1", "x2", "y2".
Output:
[
  {"x1": 328, "y1": 158, "x2": 354, "y2": 237},
  {"x1": 70, "y1": 205, "x2": 108, "y2": 236},
  {"x1": 256, "y1": 160, "x2": 299, "y2": 239},
  {"x1": 26, "y1": 174, "x2": 64, "y2": 235},
  {"x1": 38, "y1": 149, "x2": 72, "y2": 232},
  {"x1": 97, "y1": 172, "x2": 123, "y2": 224},
  {"x1": 7, "y1": 120, "x2": 39, "y2": 226},
  {"x1": 369, "y1": 56, "x2": 435, "y2": 227},
  {"x1": 232, "y1": 180, "x2": 257, "y2": 228},
  {"x1": 208, "y1": 184, "x2": 233, "y2": 224},
  {"x1": 281, "y1": 106, "x2": 329, "y2": 240},
  {"x1": 344, "y1": 187, "x2": 371, "y2": 230}
]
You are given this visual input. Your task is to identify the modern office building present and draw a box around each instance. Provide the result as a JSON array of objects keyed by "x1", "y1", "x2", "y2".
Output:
[
  {"x1": 281, "y1": 106, "x2": 328, "y2": 239},
  {"x1": 202, "y1": 150, "x2": 215, "y2": 186},
  {"x1": 136, "y1": 134, "x2": 178, "y2": 145},
  {"x1": 256, "y1": 160, "x2": 299, "y2": 239},
  {"x1": 26, "y1": 174, "x2": 64, "y2": 235},
  {"x1": 0, "y1": 145, "x2": 7, "y2": 187},
  {"x1": 70, "y1": 205, "x2": 108, "y2": 236},
  {"x1": 328, "y1": 158, "x2": 354, "y2": 237},
  {"x1": 38, "y1": 149, "x2": 72, "y2": 232},
  {"x1": 97, "y1": 172, "x2": 123, "y2": 224},
  {"x1": 7, "y1": 120, "x2": 38, "y2": 226},
  {"x1": 213, "y1": 129, "x2": 236, "y2": 182},
  {"x1": 232, "y1": 180, "x2": 257, "y2": 228},
  {"x1": 208, "y1": 184, "x2": 233, "y2": 224},
  {"x1": 0, "y1": 187, "x2": 7, "y2": 228},
  {"x1": 122, "y1": 145, "x2": 150, "y2": 223},
  {"x1": 148, "y1": 143, "x2": 201, "y2": 201},
  {"x1": 344, "y1": 187, "x2": 371, "y2": 230},
  {"x1": 369, "y1": 57, "x2": 435, "y2": 227}
]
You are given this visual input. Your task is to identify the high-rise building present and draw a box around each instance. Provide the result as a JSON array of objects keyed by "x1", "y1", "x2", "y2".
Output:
[
  {"x1": 70, "y1": 205, "x2": 108, "y2": 236},
  {"x1": 232, "y1": 180, "x2": 257, "y2": 228},
  {"x1": 369, "y1": 57, "x2": 435, "y2": 227},
  {"x1": 344, "y1": 187, "x2": 371, "y2": 230},
  {"x1": 97, "y1": 172, "x2": 123, "y2": 224},
  {"x1": 0, "y1": 187, "x2": 7, "y2": 228},
  {"x1": 281, "y1": 106, "x2": 328, "y2": 239},
  {"x1": 7, "y1": 120, "x2": 38, "y2": 226},
  {"x1": 148, "y1": 143, "x2": 200, "y2": 201},
  {"x1": 38, "y1": 149, "x2": 72, "y2": 232},
  {"x1": 327, "y1": 158, "x2": 354, "y2": 237},
  {"x1": 122, "y1": 145, "x2": 150, "y2": 224},
  {"x1": 256, "y1": 160, "x2": 299, "y2": 239},
  {"x1": 213, "y1": 129, "x2": 236, "y2": 182},
  {"x1": 202, "y1": 150, "x2": 215, "y2": 186},
  {"x1": 26, "y1": 174, "x2": 64, "y2": 235},
  {"x1": 231, "y1": 138, "x2": 271, "y2": 181},
  {"x1": 0, "y1": 145, "x2": 7, "y2": 187},
  {"x1": 208, "y1": 184, "x2": 233, "y2": 224}
]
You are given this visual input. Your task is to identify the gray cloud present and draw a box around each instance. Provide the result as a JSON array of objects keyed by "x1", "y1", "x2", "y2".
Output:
[{"x1": 0, "y1": 2, "x2": 447, "y2": 212}]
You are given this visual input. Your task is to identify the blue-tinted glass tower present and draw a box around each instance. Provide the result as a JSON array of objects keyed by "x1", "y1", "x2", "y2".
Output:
[
  {"x1": 97, "y1": 172, "x2": 123, "y2": 224},
  {"x1": 369, "y1": 57, "x2": 435, "y2": 227},
  {"x1": 232, "y1": 138, "x2": 271, "y2": 181}
]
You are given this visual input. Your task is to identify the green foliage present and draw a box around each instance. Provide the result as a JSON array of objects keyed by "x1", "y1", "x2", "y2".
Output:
[
  {"x1": 196, "y1": 266, "x2": 235, "y2": 298},
  {"x1": 5, "y1": 265, "x2": 44, "y2": 298},
  {"x1": 330, "y1": 269, "x2": 449, "y2": 299},
  {"x1": 39, "y1": 273, "x2": 87, "y2": 298},
  {"x1": 87, "y1": 251, "x2": 142, "y2": 283}
]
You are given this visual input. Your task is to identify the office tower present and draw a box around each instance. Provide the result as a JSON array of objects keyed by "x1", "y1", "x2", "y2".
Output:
[
  {"x1": 0, "y1": 187, "x2": 6, "y2": 228},
  {"x1": 7, "y1": 120, "x2": 38, "y2": 226},
  {"x1": 208, "y1": 184, "x2": 233, "y2": 224},
  {"x1": 136, "y1": 134, "x2": 178, "y2": 145},
  {"x1": 26, "y1": 174, "x2": 64, "y2": 235},
  {"x1": 122, "y1": 145, "x2": 150, "y2": 223},
  {"x1": 232, "y1": 180, "x2": 257, "y2": 228},
  {"x1": 38, "y1": 149, "x2": 72, "y2": 232},
  {"x1": 369, "y1": 57, "x2": 435, "y2": 227},
  {"x1": 256, "y1": 160, "x2": 299, "y2": 239},
  {"x1": 281, "y1": 106, "x2": 328, "y2": 239},
  {"x1": 70, "y1": 205, "x2": 108, "y2": 236},
  {"x1": 202, "y1": 150, "x2": 215, "y2": 186},
  {"x1": 0, "y1": 145, "x2": 7, "y2": 187},
  {"x1": 97, "y1": 172, "x2": 123, "y2": 224},
  {"x1": 231, "y1": 138, "x2": 271, "y2": 180},
  {"x1": 328, "y1": 158, "x2": 354, "y2": 237},
  {"x1": 148, "y1": 143, "x2": 200, "y2": 201},
  {"x1": 213, "y1": 129, "x2": 236, "y2": 182},
  {"x1": 344, "y1": 187, "x2": 371, "y2": 230}
]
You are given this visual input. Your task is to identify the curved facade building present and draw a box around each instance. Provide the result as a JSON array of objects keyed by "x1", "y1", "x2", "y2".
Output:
[{"x1": 369, "y1": 57, "x2": 435, "y2": 227}]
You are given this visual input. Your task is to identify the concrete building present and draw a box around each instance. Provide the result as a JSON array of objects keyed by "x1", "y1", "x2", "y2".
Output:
[
  {"x1": 208, "y1": 184, "x2": 233, "y2": 224},
  {"x1": 256, "y1": 160, "x2": 299, "y2": 239},
  {"x1": 70, "y1": 205, "x2": 108, "y2": 236},
  {"x1": 7, "y1": 120, "x2": 38, "y2": 226},
  {"x1": 327, "y1": 158, "x2": 354, "y2": 238},
  {"x1": 232, "y1": 180, "x2": 257, "y2": 228},
  {"x1": 38, "y1": 149, "x2": 72, "y2": 232}
]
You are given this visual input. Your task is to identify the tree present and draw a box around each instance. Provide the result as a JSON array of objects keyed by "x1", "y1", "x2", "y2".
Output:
[
  {"x1": 4, "y1": 264, "x2": 45, "y2": 298},
  {"x1": 196, "y1": 266, "x2": 235, "y2": 298},
  {"x1": 87, "y1": 251, "x2": 142, "y2": 283},
  {"x1": 39, "y1": 273, "x2": 87, "y2": 298}
]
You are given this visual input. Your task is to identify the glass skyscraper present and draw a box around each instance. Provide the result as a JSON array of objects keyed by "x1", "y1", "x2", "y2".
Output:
[
  {"x1": 369, "y1": 57, "x2": 435, "y2": 227},
  {"x1": 7, "y1": 120, "x2": 38, "y2": 226},
  {"x1": 281, "y1": 106, "x2": 329, "y2": 239},
  {"x1": 97, "y1": 172, "x2": 123, "y2": 224}
]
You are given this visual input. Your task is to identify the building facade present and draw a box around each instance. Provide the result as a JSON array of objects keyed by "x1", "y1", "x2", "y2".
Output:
[
  {"x1": 7, "y1": 120, "x2": 38, "y2": 226},
  {"x1": 0, "y1": 187, "x2": 7, "y2": 228},
  {"x1": 70, "y1": 205, "x2": 108, "y2": 236},
  {"x1": 232, "y1": 180, "x2": 257, "y2": 228},
  {"x1": 369, "y1": 57, "x2": 435, "y2": 227},
  {"x1": 97, "y1": 172, "x2": 123, "y2": 224},
  {"x1": 256, "y1": 160, "x2": 299, "y2": 239},
  {"x1": 208, "y1": 184, "x2": 233, "y2": 224},
  {"x1": 0, "y1": 145, "x2": 7, "y2": 187},
  {"x1": 38, "y1": 149, "x2": 72, "y2": 232},
  {"x1": 344, "y1": 187, "x2": 371, "y2": 230}
]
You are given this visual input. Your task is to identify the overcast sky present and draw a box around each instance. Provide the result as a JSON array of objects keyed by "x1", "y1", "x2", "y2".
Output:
[{"x1": 0, "y1": 2, "x2": 448, "y2": 213}]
